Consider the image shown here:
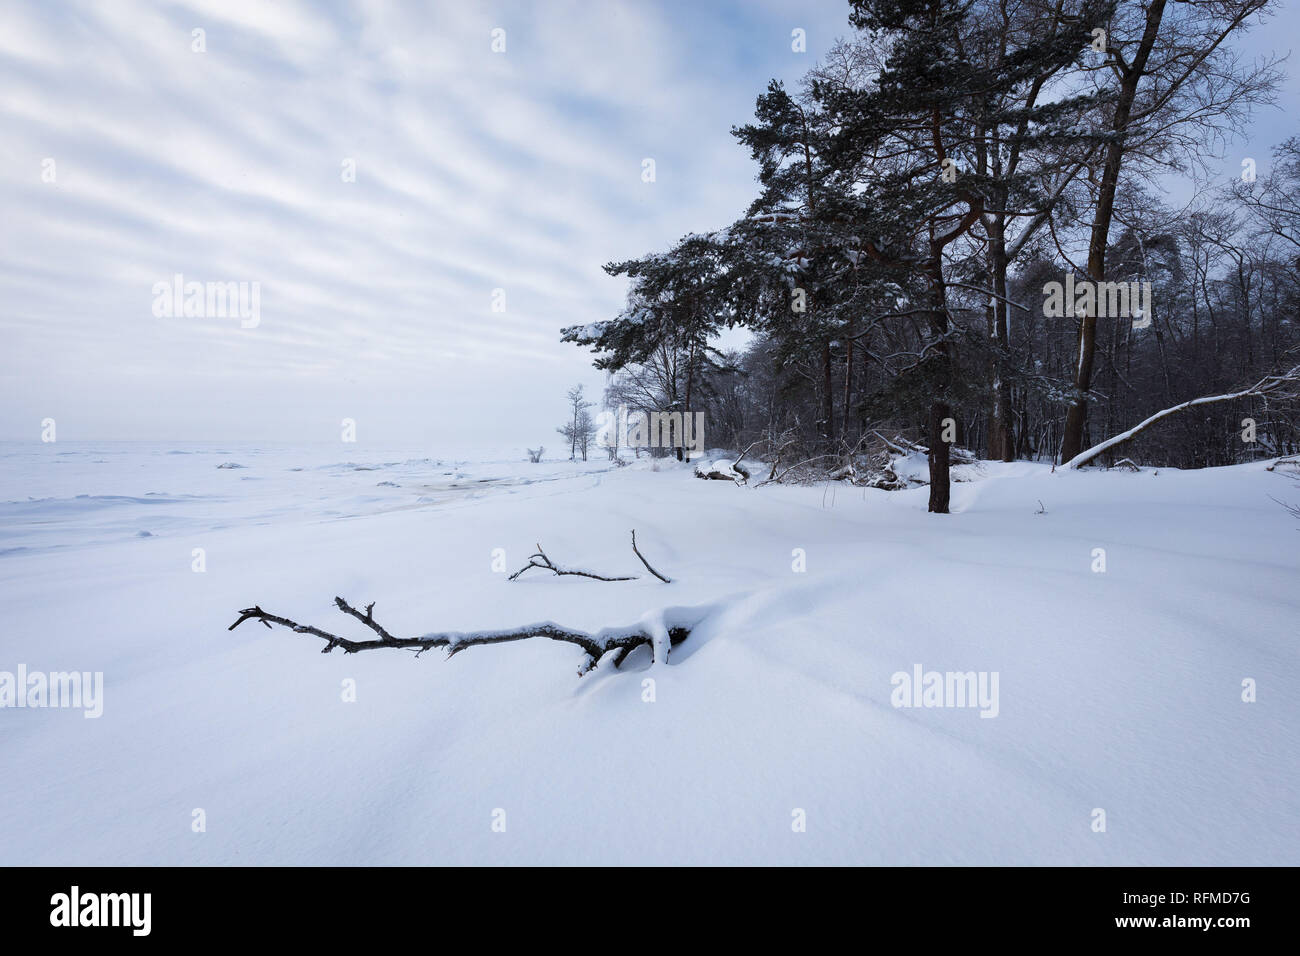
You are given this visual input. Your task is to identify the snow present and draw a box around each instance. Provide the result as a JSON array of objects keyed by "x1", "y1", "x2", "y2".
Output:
[
  {"x1": 1, "y1": 441, "x2": 1296, "y2": 864},
  {"x1": 693, "y1": 458, "x2": 748, "y2": 483}
]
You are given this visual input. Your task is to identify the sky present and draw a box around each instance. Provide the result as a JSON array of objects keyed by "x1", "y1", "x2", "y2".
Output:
[{"x1": 0, "y1": 0, "x2": 1296, "y2": 445}]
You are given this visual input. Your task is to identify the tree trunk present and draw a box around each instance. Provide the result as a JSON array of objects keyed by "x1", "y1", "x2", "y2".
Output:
[
  {"x1": 988, "y1": 212, "x2": 1014, "y2": 462},
  {"x1": 822, "y1": 338, "x2": 834, "y2": 448},
  {"x1": 928, "y1": 400, "x2": 952, "y2": 514},
  {"x1": 925, "y1": 256, "x2": 953, "y2": 514},
  {"x1": 1059, "y1": 0, "x2": 1168, "y2": 463},
  {"x1": 843, "y1": 316, "x2": 855, "y2": 442}
]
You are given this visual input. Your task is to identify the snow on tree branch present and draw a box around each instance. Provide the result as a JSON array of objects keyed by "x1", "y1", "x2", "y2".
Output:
[
  {"x1": 1062, "y1": 364, "x2": 1300, "y2": 470},
  {"x1": 228, "y1": 597, "x2": 707, "y2": 677}
]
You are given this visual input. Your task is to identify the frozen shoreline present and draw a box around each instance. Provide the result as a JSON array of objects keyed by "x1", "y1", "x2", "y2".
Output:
[{"x1": 1, "y1": 444, "x2": 1296, "y2": 865}]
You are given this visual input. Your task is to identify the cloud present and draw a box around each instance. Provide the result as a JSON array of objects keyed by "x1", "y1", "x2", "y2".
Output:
[{"x1": 0, "y1": 0, "x2": 886, "y2": 441}]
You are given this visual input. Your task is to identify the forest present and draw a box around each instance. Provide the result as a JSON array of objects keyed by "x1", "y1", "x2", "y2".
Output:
[{"x1": 563, "y1": 0, "x2": 1300, "y2": 512}]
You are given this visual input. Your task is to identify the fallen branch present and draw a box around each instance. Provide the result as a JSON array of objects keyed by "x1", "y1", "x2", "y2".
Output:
[
  {"x1": 509, "y1": 543, "x2": 636, "y2": 581},
  {"x1": 1063, "y1": 363, "x2": 1300, "y2": 470},
  {"x1": 755, "y1": 454, "x2": 838, "y2": 486},
  {"x1": 694, "y1": 458, "x2": 750, "y2": 483},
  {"x1": 508, "y1": 530, "x2": 673, "y2": 583},
  {"x1": 872, "y1": 430, "x2": 922, "y2": 457},
  {"x1": 228, "y1": 597, "x2": 694, "y2": 676},
  {"x1": 1269, "y1": 495, "x2": 1300, "y2": 521},
  {"x1": 731, "y1": 439, "x2": 764, "y2": 471},
  {"x1": 631, "y1": 530, "x2": 671, "y2": 583},
  {"x1": 870, "y1": 430, "x2": 976, "y2": 465}
]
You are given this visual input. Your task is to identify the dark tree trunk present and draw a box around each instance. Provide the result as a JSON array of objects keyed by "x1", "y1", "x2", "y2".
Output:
[
  {"x1": 822, "y1": 338, "x2": 834, "y2": 448},
  {"x1": 843, "y1": 316, "x2": 854, "y2": 441},
  {"x1": 1060, "y1": 0, "x2": 1168, "y2": 464},
  {"x1": 988, "y1": 213, "x2": 1014, "y2": 462},
  {"x1": 928, "y1": 400, "x2": 952, "y2": 514},
  {"x1": 925, "y1": 256, "x2": 953, "y2": 514}
]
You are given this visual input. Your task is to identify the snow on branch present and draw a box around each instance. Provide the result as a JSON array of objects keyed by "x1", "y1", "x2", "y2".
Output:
[
  {"x1": 870, "y1": 431, "x2": 977, "y2": 465},
  {"x1": 1062, "y1": 364, "x2": 1300, "y2": 470},
  {"x1": 228, "y1": 597, "x2": 705, "y2": 676}
]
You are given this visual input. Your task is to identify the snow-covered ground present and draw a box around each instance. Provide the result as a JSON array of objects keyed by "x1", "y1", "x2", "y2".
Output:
[{"x1": 1, "y1": 442, "x2": 1296, "y2": 864}]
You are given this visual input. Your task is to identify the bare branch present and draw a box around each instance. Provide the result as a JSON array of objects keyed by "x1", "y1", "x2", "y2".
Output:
[
  {"x1": 508, "y1": 543, "x2": 637, "y2": 582},
  {"x1": 755, "y1": 454, "x2": 838, "y2": 486},
  {"x1": 630, "y1": 530, "x2": 671, "y2": 583},
  {"x1": 732, "y1": 439, "x2": 764, "y2": 470},
  {"x1": 228, "y1": 598, "x2": 695, "y2": 676},
  {"x1": 870, "y1": 431, "x2": 976, "y2": 465},
  {"x1": 506, "y1": 531, "x2": 674, "y2": 583},
  {"x1": 1268, "y1": 495, "x2": 1300, "y2": 523}
]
